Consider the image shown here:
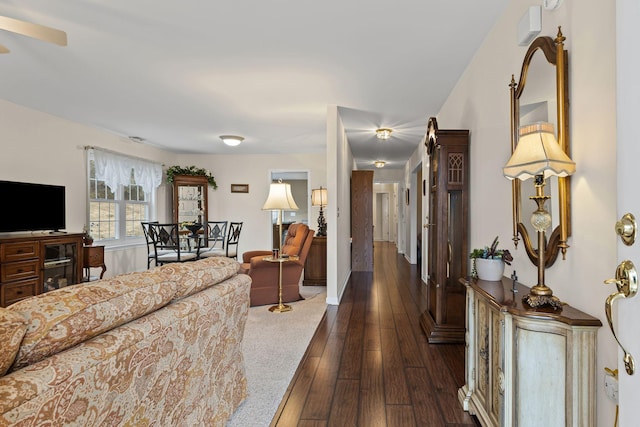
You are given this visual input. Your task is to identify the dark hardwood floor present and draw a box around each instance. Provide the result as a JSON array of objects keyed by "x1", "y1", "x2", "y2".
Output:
[{"x1": 271, "y1": 241, "x2": 480, "y2": 427}]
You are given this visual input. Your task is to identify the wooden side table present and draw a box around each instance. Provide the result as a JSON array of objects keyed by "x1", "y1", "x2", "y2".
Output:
[
  {"x1": 83, "y1": 245, "x2": 106, "y2": 281},
  {"x1": 304, "y1": 236, "x2": 326, "y2": 286}
]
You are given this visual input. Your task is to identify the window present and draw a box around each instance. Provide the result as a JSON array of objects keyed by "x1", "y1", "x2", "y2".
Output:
[{"x1": 87, "y1": 149, "x2": 161, "y2": 244}]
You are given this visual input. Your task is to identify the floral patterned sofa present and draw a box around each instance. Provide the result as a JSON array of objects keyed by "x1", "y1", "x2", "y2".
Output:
[{"x1": 0, "y1": 257, "x2": 251, "y2": 427}]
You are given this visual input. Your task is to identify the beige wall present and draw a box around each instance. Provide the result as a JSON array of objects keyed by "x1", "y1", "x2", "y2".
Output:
[
  {"x1": 0, "y1": 99, "x2": 327, "y2": 278},
  {"x1": 423, "y1": 0, "x2": 617, "y2": 424}
]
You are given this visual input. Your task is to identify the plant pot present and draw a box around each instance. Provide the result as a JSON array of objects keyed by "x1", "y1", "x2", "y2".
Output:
[{"x1": 475, "y1": 258, "x2": 505, "y2": 281}]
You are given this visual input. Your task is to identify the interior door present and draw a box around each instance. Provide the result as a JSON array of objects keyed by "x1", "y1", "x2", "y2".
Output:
[{"x1": 616, "y1": 0, "x2": 640, "y2": 421}]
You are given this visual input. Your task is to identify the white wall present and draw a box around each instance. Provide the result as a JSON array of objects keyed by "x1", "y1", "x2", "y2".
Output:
[
  {"x1": 177, "y1": 152, "x2": 326, "y2": 259},
  {"x1": 327, "y1": 105, "x2": 353, "y2": 305},
  {"x1": 0, "y1": 99, "x2": 176, "y2": 276},
  {"x1": 409, "y1": 1, "x2": 618, "y2": 424},
  {"x1": 0, "y1": 100, "x2": 328, "y2": 279}
]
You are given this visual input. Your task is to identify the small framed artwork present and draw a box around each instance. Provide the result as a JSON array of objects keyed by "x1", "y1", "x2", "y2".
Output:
[{"x1": 231, "y1": 184, "x2": 249, "y2": 193}]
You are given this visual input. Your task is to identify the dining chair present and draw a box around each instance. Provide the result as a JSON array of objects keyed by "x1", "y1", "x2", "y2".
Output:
[
  {"x1": 147, "y1": 223, "x2": 198, "y2": 265},
  {"x1": 141, "y1": 221, "x2": 159, "y2": 269},
  {"x1": 200, "y1": 221, "x2": 242, "y2": 260},
  {"x1": 195, "y1": 221, "x2": 228, "y2": 257}
]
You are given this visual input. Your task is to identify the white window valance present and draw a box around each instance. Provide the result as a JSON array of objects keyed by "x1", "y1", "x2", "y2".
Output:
[{"x1": 90, "y1": 148, "x2": 162, "y2": 194}]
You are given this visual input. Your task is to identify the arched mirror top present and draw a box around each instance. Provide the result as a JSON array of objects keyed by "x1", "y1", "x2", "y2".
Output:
[
  {"x1": 509, "y1": 27, "x2": 570, "y2": 268},
  {"x1": 514, "y1": 35, "x2": 558, "y2": 100}
]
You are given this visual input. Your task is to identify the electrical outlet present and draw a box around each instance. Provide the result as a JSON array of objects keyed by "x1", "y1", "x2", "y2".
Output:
[{"x1": 604, "y1": 372, "x2": 619, "y2": 404}]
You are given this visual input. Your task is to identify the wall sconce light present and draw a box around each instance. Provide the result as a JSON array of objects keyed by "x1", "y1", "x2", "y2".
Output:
[
  {"x1": 376, "y1": 128, "x2": 392, "y2": 140},
  {"x1": 311, "y1": 186, "x2": 328, "y2": 237},
  {"x1": 503, "y1": 122, "x2": 575, "y2": 309},
  {"x1": 220, "y1": 135, "x2": 245, "y2": 146},
  {"x1": 374, "y1": 161, "x2": 386, "y2": 168}
]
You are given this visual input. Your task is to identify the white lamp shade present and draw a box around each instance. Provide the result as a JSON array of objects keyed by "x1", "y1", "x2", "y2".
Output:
[
  {"x1": 311, "y1": 187, "x2": 328, "y2": 207},
  {"x1": 262, "y1": 181, "x2": 299, "y2": 210},
  {"x1": 503, "y1": 122, "x2": 575, "y2": 180}
]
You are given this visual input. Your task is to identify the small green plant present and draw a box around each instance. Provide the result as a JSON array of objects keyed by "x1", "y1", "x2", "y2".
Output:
[
  {"x1": 166, "y1": 165, "x2": 217, "y2": 189},
  {"x1": 470, "y1": 236, "x2": 513, "y2": 264},
  {"x1": 470, "y1": 236, "x2": 513, "y2": 279}
]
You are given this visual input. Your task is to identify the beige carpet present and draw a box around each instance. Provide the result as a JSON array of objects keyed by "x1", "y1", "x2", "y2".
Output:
[{"x1": 227, "y1": 285, "x2": 327, "y2": 427}]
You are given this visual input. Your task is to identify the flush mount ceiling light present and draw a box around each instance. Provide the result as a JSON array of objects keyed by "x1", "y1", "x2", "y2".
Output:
[
  {"x1": 374, "y1": 161, "x2": 386, "y2": 168},
  {"x1": 220, "y1": 135, "x2": 244, "y2": 147},
  {"x1": 375, "y1": 128, "x2": 392, "y2": 140}
]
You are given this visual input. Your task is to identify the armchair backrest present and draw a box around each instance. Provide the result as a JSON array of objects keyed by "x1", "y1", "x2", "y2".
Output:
[
  {"x1": 281, "y1": 223, "x2": 310, "y2": 256},
  {"x1": 295, "y1": 226, "x2": 315, "y2": 265}
]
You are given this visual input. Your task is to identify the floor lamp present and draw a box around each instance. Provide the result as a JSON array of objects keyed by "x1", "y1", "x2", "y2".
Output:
[
  {"x1": 262, "y1": 180, "x2": 299, "y2": 313},
  {"x1": 311, "y1": 186, "x2": 328, "y2": 237},
  {"x1": 503, "y1": 122, "x2": 575, "y2": 309}
]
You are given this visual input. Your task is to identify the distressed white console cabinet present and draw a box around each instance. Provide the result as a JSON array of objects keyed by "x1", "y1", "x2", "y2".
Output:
[{"x1": 458, "y1": 277, "x2": 602, "y2": 427}]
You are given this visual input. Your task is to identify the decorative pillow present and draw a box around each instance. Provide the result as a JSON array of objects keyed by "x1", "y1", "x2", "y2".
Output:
[
  {"x1": 159, "y1": 257, "x2": 239, "y2": 300},
  {"x1": 0, "y1": 307, "x2": 28, "y2": 375},
  {"x1": 8, "y1": 269, "x2": 177, "y2": 371}
]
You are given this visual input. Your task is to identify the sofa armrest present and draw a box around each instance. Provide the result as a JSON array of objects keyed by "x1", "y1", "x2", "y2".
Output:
[{"x1": 242, "y1": 250, "x2": 272, "y2": 263}]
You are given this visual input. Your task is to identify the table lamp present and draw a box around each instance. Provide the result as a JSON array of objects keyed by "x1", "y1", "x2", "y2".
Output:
[
  {"x1": 262, "y1": 179, "x2": 299, "y2": 253},
  {"x1": 311, "y1": 186, "x2": 328, "y2": 237},
  {"x1": 503, "y1": 122, "x2": 575, "y2": 309}
]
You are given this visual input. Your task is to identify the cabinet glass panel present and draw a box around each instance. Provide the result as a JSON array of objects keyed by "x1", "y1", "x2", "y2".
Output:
[
  {"x1": 43, "y1": 242, "x2": 78, "y2": 292},
  {"x1": 178, "y1": 185, "x2": 205, "y2": 224}
]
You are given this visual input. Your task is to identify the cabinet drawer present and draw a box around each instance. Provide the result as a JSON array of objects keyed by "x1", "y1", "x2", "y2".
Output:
[
  {"x1": 1, "y1": 241, "x2": 39, "y2": 262},
  {"x1": 1, "y1": 279, "x2": 38, "y2": 307},
  {"x1": 1, "y1": 260, "x2": 39, "y2": 282},
  {"x1": 83, "y1": 246, "x2": 105, "y2": 267}
]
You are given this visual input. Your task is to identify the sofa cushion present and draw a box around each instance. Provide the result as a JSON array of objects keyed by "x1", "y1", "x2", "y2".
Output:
[
  {"x1": 0, "y1": 307, "x2": 28, "y2": 375},
  {"x1": 8, "y1": 269, "x2": 177, "y2": 371},
  {"x1": 158, "y1": 256, "x2": 239, "y2": 300}
]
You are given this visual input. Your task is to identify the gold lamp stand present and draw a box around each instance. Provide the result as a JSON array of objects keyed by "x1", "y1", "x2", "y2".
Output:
[
  {"x1": 268, "y1": 256, "x2": 295, "y2": 313},
  {"x1": 522, "y1": 175, "x2": 562, "y2": 309}
]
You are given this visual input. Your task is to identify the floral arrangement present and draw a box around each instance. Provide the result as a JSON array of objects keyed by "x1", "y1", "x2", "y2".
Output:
[
  {"x1": 166, "y1": 165, "x2": 218, "y2": 189},
  {"x1": 470, "y1": 236, "x2": 513, "y2": 264}
]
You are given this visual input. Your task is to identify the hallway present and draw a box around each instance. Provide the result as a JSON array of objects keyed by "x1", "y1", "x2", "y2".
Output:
[{"x1": 271, "y1": 241, "x2": 479, "y2": 426}]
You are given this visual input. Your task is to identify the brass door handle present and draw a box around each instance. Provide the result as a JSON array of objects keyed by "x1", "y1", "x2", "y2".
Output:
[
  {"x1": 604, "y1": 260, "x2": 638, "y2": 375},
  {"x1": 615, "y1": 213, "x2": 637, "y2": 246}
]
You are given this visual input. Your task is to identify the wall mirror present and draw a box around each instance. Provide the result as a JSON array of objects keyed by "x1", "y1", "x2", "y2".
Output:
[{"x1": 509, "y1": 27, "x2": 570, "y2": 268}]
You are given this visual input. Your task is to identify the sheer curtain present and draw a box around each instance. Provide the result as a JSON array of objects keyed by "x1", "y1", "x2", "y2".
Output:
[{"x1": 90, "y1": 148, "x2": 162, "y2": 194}]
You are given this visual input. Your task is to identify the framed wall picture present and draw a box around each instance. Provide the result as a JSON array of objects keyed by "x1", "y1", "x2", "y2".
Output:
[{"x1": 231, "y1": 184, "x2": 249, "y2": 193}]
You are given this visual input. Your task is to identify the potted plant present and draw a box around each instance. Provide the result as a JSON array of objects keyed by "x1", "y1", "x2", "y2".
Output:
[
  {"x1": 82, "y1": 225, "x2": 94, "y2": 246},
  {"x1": 470, "y1": 236, "x2": 513, "y2": 281}
]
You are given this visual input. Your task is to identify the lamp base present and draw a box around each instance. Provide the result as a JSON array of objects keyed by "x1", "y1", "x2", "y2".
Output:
[
  {"x1": 522, "y1": 293, "x2": 563, "y2": 310},
  {"x1": 316, "y1": 209, "x2": 327, "y2": 237},
  {"x1": 269, "y1": 303, "x2": 292, "y2": 313}
]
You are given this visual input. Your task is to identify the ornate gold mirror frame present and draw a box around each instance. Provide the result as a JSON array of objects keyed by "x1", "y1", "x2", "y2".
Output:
[{"x1": 510, "y1": 27, "x2": 570, "y2": 268}]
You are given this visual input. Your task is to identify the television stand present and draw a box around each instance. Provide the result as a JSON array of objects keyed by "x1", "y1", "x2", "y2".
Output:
[{"x1": 0, "y1": 232, "x2": 84, "y2": 307}]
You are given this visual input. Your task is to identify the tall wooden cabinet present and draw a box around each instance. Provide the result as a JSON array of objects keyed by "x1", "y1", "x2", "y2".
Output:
[
  {"x1": 0, "y1": 233, "x2": 84, "y2": 307},
  {"x1": 172, "y1": 175, "x2": 208, "y2": 225},
  {"x1": 419, "y1": 118, "x2": 469, "y2": 343},
  {"x1": 458, "y1": 277, "x2": 601, "y2": 427},
  {"x1": 351, "y1": 170, "x2": 374, "y2": 271}
]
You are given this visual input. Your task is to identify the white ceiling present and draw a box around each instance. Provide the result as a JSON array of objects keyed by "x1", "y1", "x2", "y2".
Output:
[{"x1": 0, "y1": 0, "x2": 508, "y2": 170}]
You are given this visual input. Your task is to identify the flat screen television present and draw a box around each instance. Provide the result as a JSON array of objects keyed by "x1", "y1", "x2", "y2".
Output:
[{"x1": 0, "y1": 180, "x2": 66, "y2": 233}]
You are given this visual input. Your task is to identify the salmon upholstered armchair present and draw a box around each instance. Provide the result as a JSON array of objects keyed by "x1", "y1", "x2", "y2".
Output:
[{"x1": 240, "y1": 223, "x2": 315, "y2": 307}]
